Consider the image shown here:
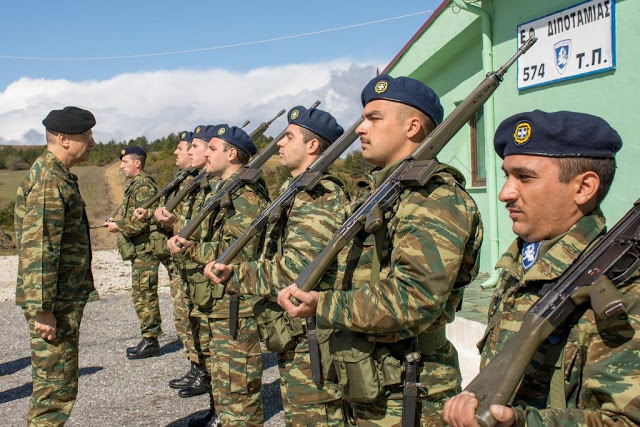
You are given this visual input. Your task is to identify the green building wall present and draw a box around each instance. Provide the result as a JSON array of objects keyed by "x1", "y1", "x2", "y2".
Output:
[{"x1": 387, "y1": 0, "x2": 638, "y2": 273}]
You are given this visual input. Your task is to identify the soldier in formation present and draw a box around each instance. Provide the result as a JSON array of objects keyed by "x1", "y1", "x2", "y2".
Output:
[
  {"x1": 15, "y1": 106, "x2": 98, "y2": 425},
  {"x1": 104, "y1": 146, "x2": 162, "y2": 359},
  {"x1": 443, "y1": 111, "x2": 640, "y2": 426}
]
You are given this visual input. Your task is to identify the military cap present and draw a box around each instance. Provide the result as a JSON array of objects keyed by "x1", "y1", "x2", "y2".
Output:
[
  {"x1": 192, "y1": 124, "x2": 213, "y2": 142},
  {"x1": 212, "y1": 124, "x2": 257, "y2": 156},
  {"x1": 179, "y1": 130, "x2": 194, "y2": 143},
  {"x1": 42, "y1": 106, "x2": 96, "y2": 134},
  {"x1": 494, "y1": 110, "x2": 622, "y2": 159},
  {"x1": 361, "y1": 75, "x2": 444, "y2": 126},
  {"x1": 287, "y1": 106, "x2": 344, "y2": 143},
  {"x1": 120, "y1": 146, "x2": 147, "y2": 160}
]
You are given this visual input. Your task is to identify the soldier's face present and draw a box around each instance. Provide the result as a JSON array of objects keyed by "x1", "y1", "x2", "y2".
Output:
[
  {"x1": 120, "y1": 155, "x2": 139, "y2": 178},
  {"x1": 357, "y1": 100, "x2": 409, "y2": 168},
  {"x1": 189, "y1": 138, "x2": 208, "y2": 169},
  {"x1": 174, "y1": 140, "x2": 191, "y2": 169},
  {"x1": 204, "y1": 137, "x2": 232, "y2": 177},
  {"x1": 277, "y1": 124, "x2": 308, "y2": 173},
  {"x1": 67, "y1": 130, "x2": 95, "y2": 163},
  {"x1": 499, "y1": 155, "x2": 582, "y2": 242}
]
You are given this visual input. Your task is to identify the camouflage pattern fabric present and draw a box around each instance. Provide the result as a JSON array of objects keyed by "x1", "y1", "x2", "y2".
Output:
[
  {"x1": 480, "y1": 210, "x2": 640, "y2": 425},
  {"x1": 14, "y1": 150, "x2": 96, "y2": 425},
  {"x1": 315, "y1": 162, "x2": 483, "y2": 424},
  {"x1": 183, "y1": 174, "x2": 269, "y2": 425},
  {"x1": 226, "y1": 175, "x2": 350, "y2": 425},
  {"x1": 116, "y1": 171, "x2": 161, "y2": 338}
]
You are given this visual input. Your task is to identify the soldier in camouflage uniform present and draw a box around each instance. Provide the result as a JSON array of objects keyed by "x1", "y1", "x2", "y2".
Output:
[
  {"x1": 15, "y1": 106, "x2": 97, "y2": 425},
  {"x1": 133, "y1": 131, "x2": 203, "y2": 387},
  {"x1": 444, "y1": 111, "x2": 640, "y2": 426},
  {"x1": 104, "y1": 146, "x2": 162, "y2": 359},
  {"x1": 209, "y1": 107, "x2": 349, "y2": 426},
  {"x1": 169, "y1": 124, "x2": 270, "y2": 426},
  {"x1": 279, "y1": 76, "x2": 483, "y2": 426}
]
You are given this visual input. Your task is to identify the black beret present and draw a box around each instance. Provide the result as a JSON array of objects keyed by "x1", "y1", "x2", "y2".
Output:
[
  {"x1": 42, "y1": 106, "x2": 96, "y2": 134},
  {"x1": 179, "y1": 131, "x2": 194, "y2": 143},
  {"x1": 361, "y1": 75, "x2": 444, "y2": 126},
  {"x1": 287, "y1": 106, "x2": 344, "y2": 143},
  {"x1": 212, "y1": 124, "x2": 257, "y2": 156},
  {"x1": 192, "y1": 124, "x2": 214, "y2": 142},
  {"x1": 120, "y1": 146, "x2": 147, "y2": 160},
  {"x1": 494, "y1": 110, "x2": 622, "y2": 159}
]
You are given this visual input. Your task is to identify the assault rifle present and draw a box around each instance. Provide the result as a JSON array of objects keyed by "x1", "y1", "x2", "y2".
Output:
[
  {"x1": 286, "y1": 37, "x2": 537, "y2": 392},
  {"x1": 161, "y1": 113, "x2": 282, "y2": 213},
  {"x1": 464, "y1": 198, "x2": 640, "y2": 427},
  {"x1": 139, "y1": 167, "x2": 199, "y2": 211}
]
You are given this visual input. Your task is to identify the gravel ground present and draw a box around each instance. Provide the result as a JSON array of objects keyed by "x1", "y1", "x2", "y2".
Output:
[{"x1": 0, "y1": 251, "x2": 284, "y2": 426}]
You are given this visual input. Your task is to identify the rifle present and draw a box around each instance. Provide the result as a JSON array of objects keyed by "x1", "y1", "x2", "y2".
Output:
[
  {"x1": 465, "y1": 199, "x2": 639, "y2": 427},
  {"x1": 161, "y1": 111, "x2": 283, "y2": 213},
  {"x1": 285, "y1": 36, "x2": 537, "y2": 390},
  {"x1": 139, "y1": 167, "x2": 199, "y2": 211}
]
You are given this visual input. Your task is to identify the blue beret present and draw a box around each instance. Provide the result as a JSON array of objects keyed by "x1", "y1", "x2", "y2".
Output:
[
  {"x1": 179, "y1": 131, "x2": 194, "y2": 143},
  {"x1": 212, "y1": 124, "x2": 257, "y2": 156},
  {"x1": 494, "y1": 110, "x2": 622, "y2": 159},
  {"x1": 192, "y1": 124, "x2": 214, "y2": 142},
  {"x1": 42, "y1": 106, "x2": 96, "y2": 134},
  {"x1": 361, "y1": 75, "x2": 444, "y2": 126},
  {"x1": 120, "y1": 146, "x2": 147, "y2": 159},
  {"x1": 287, "y1": 106, "x2": 344, "y2": 143}
]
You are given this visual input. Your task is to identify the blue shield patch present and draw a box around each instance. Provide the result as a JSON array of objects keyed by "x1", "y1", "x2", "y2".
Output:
[
  {"x1": 554, "y1": 39, "x2": 571, "y2": 75},
  {"x1": 521, "y1": 241, "x2": 541, "y2": 271}
]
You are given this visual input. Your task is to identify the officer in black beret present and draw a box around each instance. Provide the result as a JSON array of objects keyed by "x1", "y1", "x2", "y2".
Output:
[
  {"x1": 15, "y1": 106, "x2": 97, "y2": 424},
  {"x1": 444, "y1": 111, "x2": 634, "y2": 426}
]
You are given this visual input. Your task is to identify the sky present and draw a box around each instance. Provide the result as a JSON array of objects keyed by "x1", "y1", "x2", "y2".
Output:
[{"x1": 0, "y1": 0, "x2": 443, "y2": 145}]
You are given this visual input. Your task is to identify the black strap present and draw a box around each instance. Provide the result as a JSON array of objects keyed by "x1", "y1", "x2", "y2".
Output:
[
  {"x1": 305, "y1": 316, "x2": 323, "y2": 387},
  {"x1": 402, "y1": 339, "x2": 420, "y2": 427},
  {"x1": 229, "y1": 295, "x2": 240, "y2": 339}
]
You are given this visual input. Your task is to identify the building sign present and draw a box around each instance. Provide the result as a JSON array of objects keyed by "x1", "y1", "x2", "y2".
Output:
[{"x1": 517, "y1": 0, "x2": 615, "y2": 90}]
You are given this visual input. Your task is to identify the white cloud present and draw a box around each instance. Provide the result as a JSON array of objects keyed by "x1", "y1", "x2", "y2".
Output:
[{"x1": 0, "y1": 60, "x2": 379, "y2": 146}]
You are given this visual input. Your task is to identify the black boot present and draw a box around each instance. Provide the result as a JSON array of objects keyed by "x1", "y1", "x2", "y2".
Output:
[
  {"x1": 178, "y1": 364, "x2": 211, "y2": 398},
  {"x1": 187, "y1": 395, "x2": 219, "y2": 427},
  {"x1": 169, "y1": 361, "x2": 200, "y2": 389},
  {"x1": 126, "y1": 337, "x2": 161, "y2": 359}
]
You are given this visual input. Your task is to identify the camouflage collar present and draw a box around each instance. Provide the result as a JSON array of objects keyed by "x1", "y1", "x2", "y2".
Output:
[
  {"x1": 372, "y1": 159, "x2": 403, "y2": 188},
  {"x1": 496, "y1": 209, "x2": 606, "y2": 283},
  {"x1": 44, "y1": 149, "x2": 75, "y2": 180}
]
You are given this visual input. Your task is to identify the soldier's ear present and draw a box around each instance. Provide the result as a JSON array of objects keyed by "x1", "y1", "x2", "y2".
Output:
[
  {"x1": 58, "y1": 133, "x2": 70, "y2": 148},
  {"x1": 306, "y1": 138, "x2": 321, "y2": 155},
  {"x1": 574, "y1": 171, "x2": 600, "y2": 209}
]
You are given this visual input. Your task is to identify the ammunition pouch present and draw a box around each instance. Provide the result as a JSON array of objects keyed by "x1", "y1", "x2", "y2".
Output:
[
  {"x1": 117, "y1": 235, "x2": 136, "y2": 261},
  {"x1": 253, "y1": 299, "x2": 305, "y2": 353},
  {"x1": 188, "y1": 275, "x2": 225, "y2": 309},
  {"x1": 149, "y1": 225, "x2": 172, "y2": 259}
]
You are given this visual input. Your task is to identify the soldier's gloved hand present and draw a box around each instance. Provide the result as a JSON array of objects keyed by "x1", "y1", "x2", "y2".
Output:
[
  {"x1": 104, "y1": 221, "x2": 120, "y2": 233},
  {"x1": 205, "y1": 262, "x2": 232, "y2": 283},
  {"x1": 154, "y1": 206, "x2": 176, "y2": 227},
  {"x1": 133, "y1": 207, "x2": 147, "y2": 220},
  {"x1": 168, "y1": 235, "x2": 189, "y2": 254},
  {"x1": 277, "y1": 284, "x2": 319, "y2": 318},
  {"x1": 443, "y1": 391, "x2": 516, "y2": 427},
  {"x1": 34, "y1": 311, "x2": 57, "y2": 341}
]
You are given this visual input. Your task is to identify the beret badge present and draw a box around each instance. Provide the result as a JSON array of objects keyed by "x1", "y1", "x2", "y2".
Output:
[
  {"x1": 290, "y1": 109, "x2": 299, "y2": 120},
  {"x1": 181, "y1": 132, "x2": 187, "y2": 139},
  {"x1": 121, "y1": 149, "x2": 126, "y2": 155},
  {"x1": 374, "y1": 81, "x2": 389, "y2": 94},
  {"x1": 195, "y1": 126, "x2": 201, "y2": 134},
  {"x1": 513, "y1": 121, "x2": 532, "y2": 146},
  {"x1": 217, "y1": 127, "x2": 226, "y2": 135}
]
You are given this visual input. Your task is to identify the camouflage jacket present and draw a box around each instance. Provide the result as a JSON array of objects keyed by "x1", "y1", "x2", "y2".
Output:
[
  {"x1": 316, "y1": 161, "x2": 483, "y2": 396},
  {"x1": 115, "y1": 171, "x2": 158, "y2": 241},
  {"x1": 15, "y1": 150, "x2": 96, "y2": 311},
  {"x1": 170, "y1": 169, "x2": 205, "y2": 233},
  {"x1": 226, "y1": 174, "x2": 350, "y2": 300},
  {"x1": 185, "y1": 174, "x2": 270, "y2": 318},
  {"x1": 480, "y1": 210, "x2": 640, "y2": 425}
]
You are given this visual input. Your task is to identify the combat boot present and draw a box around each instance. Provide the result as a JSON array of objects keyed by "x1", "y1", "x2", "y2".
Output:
[
  {"x1": 178, "y1": 364, "x2": 211, "y2": 397},
  {"x1": 169, "y1": 361, "x2": 199, "y2": 389},
  {"x1": 126, "y1": 337, "x2": 161, "y2": 359},
  {"x1": 187, "y1": 395, "x2": 220, "y2": 427}
]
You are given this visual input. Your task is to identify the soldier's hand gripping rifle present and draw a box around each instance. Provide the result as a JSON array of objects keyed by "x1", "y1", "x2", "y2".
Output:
[
  {"x1": 162, "y1": 114, "x2": 280, "y2": 213},
  {"x1": 286, "y1": 37, "x2": 537, "y2": 392},
  {"x1": 205, "y1": 102, "x2": 360, "y2": 340},
  {"x1": 463, "y1": 198, "x2": 639, "y2": 427}
]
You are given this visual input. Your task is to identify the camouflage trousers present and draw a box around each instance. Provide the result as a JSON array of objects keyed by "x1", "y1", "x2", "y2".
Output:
[
  {"x1": 131, "y1": 252, "x2": 161, "y2": 338},
  {"x1": 166, "y1": 260, "x2": 199, "y2": 363},
  {"x1": 23, "y1": 301, "x2": 86, "y2": 426},
  {"x1": 197, "y1": 314, "x2": 264, "y2": 426},
  {"x1": 347, "y1": 388, "x2": 459, "y2": 426},
  {"x1": 278, "y1": 340, "x2": 345, "y2": 426}
]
